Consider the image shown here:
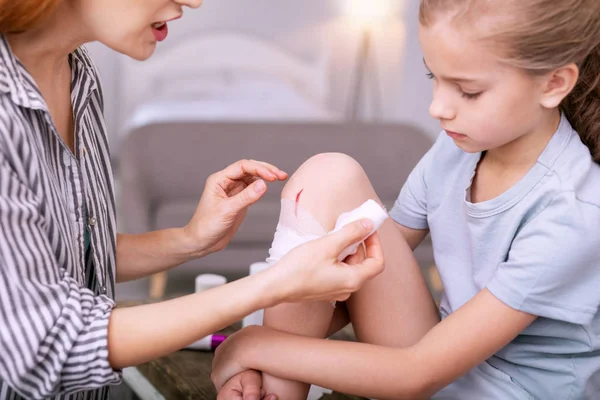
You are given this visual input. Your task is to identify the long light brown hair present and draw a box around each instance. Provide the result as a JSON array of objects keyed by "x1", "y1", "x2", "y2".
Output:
[
  {"x1": 420, "y1": 0, "x2": 600, "y2": 162},
  {"x1": 0, "y1": 0, "x2": 61, "y2": 34}
]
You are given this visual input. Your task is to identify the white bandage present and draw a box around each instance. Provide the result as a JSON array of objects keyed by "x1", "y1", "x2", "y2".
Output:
[
  {"x1": 265, "y1": 199, "x2": 327, "y2": 266},
  {"x1": 266, "y1": 199, "x2": 389, "y2": 265}
]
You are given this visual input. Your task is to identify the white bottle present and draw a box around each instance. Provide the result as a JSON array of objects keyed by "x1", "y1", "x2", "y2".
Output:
[
  {"x1": 184, "y1": 274, "x2": 228, "y2": 352},
  {"x1": 242, "y1": 262, "x2": 270, "y2": 328},
  {"x1": 195, "y1": 273, "x2": 227, "y2": 293}
]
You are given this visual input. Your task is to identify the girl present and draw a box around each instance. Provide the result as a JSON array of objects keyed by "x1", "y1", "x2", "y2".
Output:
[
  {"x1": 212, "y1": 1, "x2": 600, "y2": 399},
  {"x1": 0, "y1": 1, "x2": 385, "y2": 399}
]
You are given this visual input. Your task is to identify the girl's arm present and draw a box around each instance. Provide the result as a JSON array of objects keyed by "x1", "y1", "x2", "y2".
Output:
[
  {"x1": 213, "y1": 289, "x2": 536, "y2": 400},
  {"x1": 396, "y1": 222, "x2": 429, "y2": 250}
]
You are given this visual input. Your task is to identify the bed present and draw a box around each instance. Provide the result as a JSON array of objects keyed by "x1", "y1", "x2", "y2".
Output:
[{"x1": 115, "y1": 30, "x2": 340, "y2": 142}]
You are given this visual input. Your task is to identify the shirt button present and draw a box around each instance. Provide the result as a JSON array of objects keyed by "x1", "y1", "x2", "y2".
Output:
[
  {"x1": 88, "y1": 217, "x2": 97, "y2": 227},
  {"x1": 100, "y1": 286, "x2": 107, "y2": 294}
]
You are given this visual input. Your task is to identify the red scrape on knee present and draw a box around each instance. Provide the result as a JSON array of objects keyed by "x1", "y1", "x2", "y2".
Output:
[{"x1": 295, "y1": 189, "x2": 304, "y2": 216}]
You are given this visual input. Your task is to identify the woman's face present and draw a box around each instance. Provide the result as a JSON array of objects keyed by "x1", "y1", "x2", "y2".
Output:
[{"x1": 76, "y1": 0, "x2": 203, "y2": 60}]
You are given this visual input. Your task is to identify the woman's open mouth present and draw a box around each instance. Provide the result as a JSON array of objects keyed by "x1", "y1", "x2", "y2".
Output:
[{"x1": 151, "y1": 22, "x2": 168, "y2": 42}]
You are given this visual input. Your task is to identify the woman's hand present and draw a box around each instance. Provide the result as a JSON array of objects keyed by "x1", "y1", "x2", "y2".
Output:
[
  {"x1": 184, "y1": 159, "x2": 287, "y2": 256},
  {"x1": 268, "y1": 219, "x2": 385, "y2": 304}
]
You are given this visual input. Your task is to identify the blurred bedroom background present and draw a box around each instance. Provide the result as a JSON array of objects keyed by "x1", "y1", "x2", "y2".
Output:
[{"x1": 87, "y1": 0, "x2": 442, "y2": 303}]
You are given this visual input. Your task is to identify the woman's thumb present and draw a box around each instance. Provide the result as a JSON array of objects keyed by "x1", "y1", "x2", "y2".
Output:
[
  {"x1": 230, "y1": 180, "x2": 266, "y2": 211},
  {"x1": 328, "y1": 219, "x2": 374, "y2": 256}
]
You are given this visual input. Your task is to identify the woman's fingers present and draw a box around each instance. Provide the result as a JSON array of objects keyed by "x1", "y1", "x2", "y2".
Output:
[
  {"x1": 325, "y1": 219, "x2": 374, "y2": 257},
  {"x1": 363, "y1": 232, "x2": 384, "y2": 263},
  {"x1": 331, "y1": 232, "x2": 384, "y2": 296},
  {"x1": 348, "y1": 233, "x2": 385, "y2": 281},
  {"x1": 222, "y1": 160, "x2": 286, "y2": 183},
  {"x1": 210, "y1": 160, "x2": 286, "y2": 195},
  {"x1": 251, "y1": 159, "x2": 288, "y2": 180},
  {"x1": 228, "y1": 179, "x2": 267, "y2": 212},
  {"x1": 344, "y1": 242, "x2": 367, "y2": 265},
  {"x1": 271, "y1": 219, "x2": 385, "y2": 303}
]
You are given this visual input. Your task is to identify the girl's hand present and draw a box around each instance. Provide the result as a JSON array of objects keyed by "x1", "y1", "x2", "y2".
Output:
[
  {"x1": 212, "y1": 326, "x2": 270, "y2": 392},
  {"x1": 216, "y1": 369, "x2": 277, "y2": 400},
  {"x1": 268, "y1": 219, "x2": 385, "y2": 304},
  {"x1": 184, "y1": 160, "x2": 287, "y2": 256}
]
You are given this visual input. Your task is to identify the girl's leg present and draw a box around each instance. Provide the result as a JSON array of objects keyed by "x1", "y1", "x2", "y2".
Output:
[{"x1": 262, "y1": 153, "x2": 440, "y2": 398}]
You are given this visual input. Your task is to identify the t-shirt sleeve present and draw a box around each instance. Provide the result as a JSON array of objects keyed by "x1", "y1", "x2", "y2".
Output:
[
  {"x1": 389, "y1": 133, "x2": 444, "y2": 230},
  {"x1": 487, "y1": 192, "x2": 600, "y2": 325}
]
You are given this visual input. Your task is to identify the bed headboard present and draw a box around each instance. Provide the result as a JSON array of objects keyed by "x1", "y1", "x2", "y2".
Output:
[{"x1": 117, "y1": 31, "x2": 331, "y2": 129}]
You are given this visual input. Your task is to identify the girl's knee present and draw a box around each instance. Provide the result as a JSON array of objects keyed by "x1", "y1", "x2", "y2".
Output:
[
  {"x1": 282, "y1": 153, "x2": 370, "y2": 199},
  {"x1": 280, "y1": 153, "x2": 379, "y2": 228}
]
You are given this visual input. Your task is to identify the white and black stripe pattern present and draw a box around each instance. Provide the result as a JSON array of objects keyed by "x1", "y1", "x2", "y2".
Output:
[{"x1": 0, "y1": 36, "x2": 121, "y2": 399}]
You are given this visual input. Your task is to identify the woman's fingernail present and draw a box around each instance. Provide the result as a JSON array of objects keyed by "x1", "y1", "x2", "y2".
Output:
[
  {"x1": 254, "y1": 180, "x2": 266, "y2": 193},
  {"x1": 361, "y1": 219, "x2": 373, "y2": 230}
]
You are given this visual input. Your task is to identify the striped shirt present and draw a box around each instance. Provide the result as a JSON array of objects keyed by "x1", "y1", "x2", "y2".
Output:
[{"x1": 0, "y1": 36, "x2": 121, "y2": 399}]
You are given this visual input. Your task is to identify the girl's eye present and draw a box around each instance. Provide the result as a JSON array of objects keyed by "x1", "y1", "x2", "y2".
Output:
[
  {"x1": 461, "y1": 91, "x2": 482, "y2": 100},
  {"x1": 426, "y1": 72, "x2": 435, "y2": 79}
]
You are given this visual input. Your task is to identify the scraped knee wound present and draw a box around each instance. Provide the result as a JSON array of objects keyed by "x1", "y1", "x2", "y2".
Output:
[
  {"x1": 265, "y1": 198, "x2": 389, "y2": 265},
  {"x1": 265, "y1": 198, "x2": 328, "y2": 265}
]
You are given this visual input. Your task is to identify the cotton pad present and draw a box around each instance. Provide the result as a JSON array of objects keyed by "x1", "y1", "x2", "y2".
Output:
[{"x1": 330, "y1": 199, "x2": 389, "y2": 261}]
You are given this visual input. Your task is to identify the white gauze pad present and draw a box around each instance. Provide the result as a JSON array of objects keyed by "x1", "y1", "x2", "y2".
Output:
[
  {"x1": 331, "y1": 199, "x2": 389, "y2": 261},
  {"x1": 266, "y1": 198, "x2": 389, "y2": 265}
]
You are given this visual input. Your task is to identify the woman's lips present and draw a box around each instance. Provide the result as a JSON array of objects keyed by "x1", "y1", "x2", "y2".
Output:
[
  {"x1": 151, "y1": 15, "x2": 180, "y2": 42},
  {"x1": 151, "y1": 22, "x2": 168, "y2": 42}
]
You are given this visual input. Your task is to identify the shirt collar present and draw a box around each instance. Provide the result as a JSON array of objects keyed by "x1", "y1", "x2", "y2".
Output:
[
  {"x1": 0, "y1": 35, "x2": 42, "y2": 109},
  {"x1": 0, "y1": 35, "x2": 99, "y2": 112}
]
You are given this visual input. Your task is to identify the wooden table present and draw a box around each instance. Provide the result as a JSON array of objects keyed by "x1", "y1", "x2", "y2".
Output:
[{"x1": 119, "y1": 302, "x2": 366, "y2": 400}]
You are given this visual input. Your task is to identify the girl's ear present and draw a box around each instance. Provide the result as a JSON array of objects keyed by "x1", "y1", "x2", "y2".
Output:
[{"x1": 539, "y1": 63, "x2": 579, "y2": 109}]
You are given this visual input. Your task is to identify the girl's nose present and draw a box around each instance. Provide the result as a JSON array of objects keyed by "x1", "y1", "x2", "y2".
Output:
[{"x1": 429, "y1": 92, "x2": 456, "y2": 121}]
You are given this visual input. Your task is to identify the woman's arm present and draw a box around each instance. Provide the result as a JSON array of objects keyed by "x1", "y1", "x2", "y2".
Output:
[
  {"x1": 0, "y1": 150, "x2": 383, "y2": 398},
  {"x1": 115, "y1": 159, "x2": 287, "y2": 283},
  {"x1": 213, "y1": 289, "x2": 535, "y2": 400},
  {"x1": 115, "y1": 229, "x2": 204, "y2": 283},
  {"x1": 109, "y1": 220, "x2": 383, "y2": 368},
  {"x1": 110, "y1": 218, "x2": 383, "y2": 369},
  {"x1": 108, "y1": 268, "x2": 279, "y2": 368}
]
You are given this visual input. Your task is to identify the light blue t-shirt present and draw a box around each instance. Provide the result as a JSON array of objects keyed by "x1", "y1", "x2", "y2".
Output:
[{"x1": 390, "y1": 115, "x2": 600, "y2": 400}]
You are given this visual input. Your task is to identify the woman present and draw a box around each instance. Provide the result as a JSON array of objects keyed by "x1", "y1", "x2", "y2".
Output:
[{"x1": 0, "y1": 1, "x2": 384, "y2": 399}]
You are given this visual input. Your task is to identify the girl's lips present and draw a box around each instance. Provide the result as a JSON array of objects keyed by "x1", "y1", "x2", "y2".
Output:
[{"x1": 445, "y1": 130, "x2": 467, "y2": 140}]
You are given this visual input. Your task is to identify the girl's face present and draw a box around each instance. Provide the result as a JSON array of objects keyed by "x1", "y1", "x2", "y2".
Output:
[
  {"x1": 76, "y1": 0, "x2": 203, "y2": 60},
  {"x1": 419, "y1": 20, "x2": 552, "y2": 154}
]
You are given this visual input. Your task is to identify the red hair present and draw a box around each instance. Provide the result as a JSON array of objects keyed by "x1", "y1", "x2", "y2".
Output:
[{"x1": 0, "y1": 0, "x2": 61, "y2": 33}]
